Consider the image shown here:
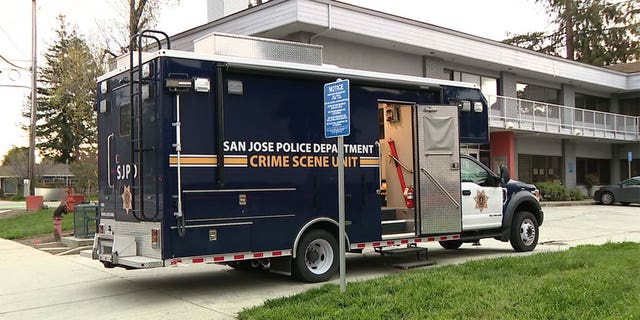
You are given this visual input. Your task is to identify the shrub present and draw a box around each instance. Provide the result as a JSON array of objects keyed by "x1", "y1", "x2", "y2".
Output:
[
  {"x1": 568, "y1": 188, "x2": 584, "y2": 201},
  {"x1": 536, "y1": 182, "x2": 568, "y2": 201},
  {"x1": 583, "y1": 174, "x2": 597, "y2": 196},
  {"x1": 11, "y1": 193, "x2": 25, "y2": 201}
]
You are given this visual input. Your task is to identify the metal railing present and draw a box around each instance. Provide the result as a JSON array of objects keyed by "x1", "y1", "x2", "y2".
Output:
[{"x1": 487, "y1": 95, "x2": 640, "y2": 141}]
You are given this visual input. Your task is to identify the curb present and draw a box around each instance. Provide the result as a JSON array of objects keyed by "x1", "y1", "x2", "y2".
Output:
[{"x1": 540, "y1": 201, "x2": 596, "y2": 207}]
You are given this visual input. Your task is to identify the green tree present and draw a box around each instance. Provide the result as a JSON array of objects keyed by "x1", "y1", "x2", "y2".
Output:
[
  {"x1": 504, "y1": 0, "x2": 640, "y2": 66},
  {"x1": 29, "y1": 15, "x2": 102, "y2": 163}
]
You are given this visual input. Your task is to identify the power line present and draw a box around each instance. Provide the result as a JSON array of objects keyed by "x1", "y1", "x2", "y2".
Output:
[{"x1": 0, "y1": 53, "x2": 30, "y2": 71}]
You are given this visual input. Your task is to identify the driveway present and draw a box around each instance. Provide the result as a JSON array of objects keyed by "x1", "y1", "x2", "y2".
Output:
[{"x1": 1, "y1": 204, "x2": 639, "y2": 319}]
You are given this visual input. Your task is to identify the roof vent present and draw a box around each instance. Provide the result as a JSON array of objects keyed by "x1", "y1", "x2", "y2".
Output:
[{"x1": 193, "y1": 32, "x2": 323, "y2": 65}]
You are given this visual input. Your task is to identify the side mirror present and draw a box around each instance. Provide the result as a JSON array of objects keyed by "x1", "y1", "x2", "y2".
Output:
[{"x1": 499, "y1": 165, "x2": 510, "y2": 184}]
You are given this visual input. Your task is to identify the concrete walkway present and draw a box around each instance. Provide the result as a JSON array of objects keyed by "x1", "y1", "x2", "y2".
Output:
[{"x1": 1, "y1": 204, "x2": 639, "y2": 319}]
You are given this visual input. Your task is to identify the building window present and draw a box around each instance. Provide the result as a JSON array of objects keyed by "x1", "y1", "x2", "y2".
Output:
[
  {"x1": 575, "y1": 93, "x2": 610, "y2": 112},
  {"x1": 446, "y1": 69, "x2": 498, "y2": 98},
  {"x1": 516, "y1": 83, "x2": 559, "y2": 104},
  {"x1": 576, "y1": 158, "x2": 611, "y2": 185},
  {"x1": 518, "y1": 154, "x2": 562, "y2": 184},
  {"x1": 620, "y1": 98, "x2": 640, "y2": 116}
]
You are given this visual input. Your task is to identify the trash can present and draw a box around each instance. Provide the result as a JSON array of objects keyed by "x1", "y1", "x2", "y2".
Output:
[{"x1": 73, "y1": 204, "x2": 99, "y2": 239}]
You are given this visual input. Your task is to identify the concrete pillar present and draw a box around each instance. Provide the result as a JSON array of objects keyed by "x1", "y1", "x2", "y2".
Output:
[
  {"x1": 610, "y1": 96, "x2": 620, "y2": 113},
  {"x1": 563, "y1": 140, "x2": 577, "y2": 189},
  {"x1": 560, "y1": 84, "x2": 575, "y2": 128},
  {"x1": 611, "y1": 144, "x2": 622, "y2": 183},
  {"x1": 422, "y1": 56, "x2": 447, "y2": 80},
  {"x1": 499, "y1": 72, "x2": 517, "y2": 98},
  {"x1": 560, "y1": 84, "x2": 575, "y2": 107}
]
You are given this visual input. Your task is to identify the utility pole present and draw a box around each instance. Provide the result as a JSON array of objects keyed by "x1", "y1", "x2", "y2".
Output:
[{"x1": 28, "y1": 0, "x2": 37, "y2": 195}]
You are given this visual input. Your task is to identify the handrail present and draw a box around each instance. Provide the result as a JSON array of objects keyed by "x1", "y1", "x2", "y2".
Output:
[{"x1": 487, "y1": 94, "x2": 639, "y2": 141}]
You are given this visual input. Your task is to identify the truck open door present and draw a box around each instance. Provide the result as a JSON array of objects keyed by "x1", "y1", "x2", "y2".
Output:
[{"x1": 415, "y1": 105, "x2": 462, "y2": 236}]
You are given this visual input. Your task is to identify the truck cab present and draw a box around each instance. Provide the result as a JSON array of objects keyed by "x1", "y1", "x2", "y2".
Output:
[{"x1": 441, "y1": 153, "x2": 543, "y2": 251}]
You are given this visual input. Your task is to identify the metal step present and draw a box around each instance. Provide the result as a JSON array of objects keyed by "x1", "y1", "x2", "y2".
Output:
[
  {"x1": 379, "y1": 246, "x2": 427, "y2": 258},
  {"x1": 381, "y1": 232, "x2": 416, "y2": 240},
  {"x1": 381, "y1": 207, "x2": 415, "y2": 221},
  {"x1": 378, "y1": 246, "x2": 435, "y2": 269},
  {"x1": 381, "y1": 219, "x2": 407, "y2": 235}
]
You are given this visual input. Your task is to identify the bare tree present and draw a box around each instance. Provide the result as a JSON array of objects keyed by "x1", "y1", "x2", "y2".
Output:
[{"x1": 98, "y1": 0, "x2": 179, "y2": 61}]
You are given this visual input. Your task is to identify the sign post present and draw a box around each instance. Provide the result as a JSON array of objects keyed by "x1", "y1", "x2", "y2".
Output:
[
  {"x1": 628, "y1": 152, "x2": 633, "y2": 179},
  {"x1": 324, "y1": 78, "x2": 350, "y2": 293}
]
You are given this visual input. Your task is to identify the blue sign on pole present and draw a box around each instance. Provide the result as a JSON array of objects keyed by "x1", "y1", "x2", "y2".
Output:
[
  {"x1": 628, "y1": 151, "x2": 633, "y2": 162},
  {"x1": 324, "y1": 79, "x2": 350, "y2": 138}
]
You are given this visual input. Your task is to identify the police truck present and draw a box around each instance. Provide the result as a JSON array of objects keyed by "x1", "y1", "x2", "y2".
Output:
[{"x1": 84, "y1": 31, "x2": 543, "y2": 282}]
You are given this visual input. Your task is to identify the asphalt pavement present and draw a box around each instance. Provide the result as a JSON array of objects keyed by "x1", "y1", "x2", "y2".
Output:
[{"x1": 1, "y1": 204, "x2": 639, "y2": 320}]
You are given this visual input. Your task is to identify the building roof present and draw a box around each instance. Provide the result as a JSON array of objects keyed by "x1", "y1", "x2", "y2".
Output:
[
  {"x1": 605, "y1": 62, "x2": 640, "y2": 74},
  {"x1": 168, "y1": 0, "x2": 640, "y2": 93},
  {"x1": 0, "y1": 163, "x2": 73, "y2": 178}
]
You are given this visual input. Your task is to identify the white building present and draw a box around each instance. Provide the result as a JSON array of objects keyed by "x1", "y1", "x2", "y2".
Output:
[{"x1": 177, "y1": 0, "x2": 639, "y2": 191}]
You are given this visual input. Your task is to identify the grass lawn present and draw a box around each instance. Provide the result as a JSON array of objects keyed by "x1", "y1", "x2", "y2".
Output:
[
  {"x1": 0, "y1": 208, "x2": 73, "y2": 239},
  {"x1": 239, "y1": 242, "x2": 640, "y2": 320}
]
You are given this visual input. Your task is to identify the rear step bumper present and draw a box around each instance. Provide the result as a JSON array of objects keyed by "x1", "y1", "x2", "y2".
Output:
[{"x1": 99, "y1": 253, "x2": 163, "y2": 268}]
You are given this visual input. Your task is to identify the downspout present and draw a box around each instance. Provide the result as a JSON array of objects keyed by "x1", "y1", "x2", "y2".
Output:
[
  {"x1": 309, "y1": 3, "x2": 332, "y2": 44},
  {"x1": 422, "y1": 55, "x2": 427, "y2": 78}
]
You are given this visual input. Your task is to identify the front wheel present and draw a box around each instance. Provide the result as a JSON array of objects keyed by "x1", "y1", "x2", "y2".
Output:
[
  {"x1": 292, "y1": 229, "x2": 338, "y2": 283},
  {"x1": 600, "y1": 192, "x2": 615, "y2": 205},
  {"x1": 510, "y1": 211, "x2": 539, "y2": 252}
]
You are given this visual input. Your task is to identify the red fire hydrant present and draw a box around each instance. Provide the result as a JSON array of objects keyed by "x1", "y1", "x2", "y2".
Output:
[{"x1": 53, "y1": 217, "x2": 63, "y2": 241}]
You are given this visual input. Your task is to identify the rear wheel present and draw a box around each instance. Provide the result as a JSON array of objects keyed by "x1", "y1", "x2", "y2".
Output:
[
  {"x1": 601, "y1": 192, "x2": 615, "y2": 205},
  {"x1": 439, "y1": 240, "x2": 463, "y2": 250},
  {"x1": 292, "y1": 229, "x2": 338, "y2": 283},
  {"x1": 510, "y1": 211, "x2": 539, "y2": 252}
]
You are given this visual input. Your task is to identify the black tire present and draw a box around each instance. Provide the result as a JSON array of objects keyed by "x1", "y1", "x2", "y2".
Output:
[
  {"x1": 510, "y1": 211, "x2": 539, "y2": 252},
  {"x1": 292, "y1": 229, "x2": 338, "y2": 283},
  {"x1": 601, "y1": 191, "x2": 615, "y2": 205},
  {"x1": 439, "y1": 240, "x2": 463, "y2": 250}
]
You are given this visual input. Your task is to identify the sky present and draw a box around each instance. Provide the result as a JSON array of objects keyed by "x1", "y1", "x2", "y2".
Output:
[{"x1": 0, "y1": 0, "x2": 551, "y2": 162}]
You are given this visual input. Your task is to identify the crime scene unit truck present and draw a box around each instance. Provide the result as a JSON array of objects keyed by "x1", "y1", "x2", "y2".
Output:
[{"x1": 84, "y1": 31, "x2": 542, "y2": 282}]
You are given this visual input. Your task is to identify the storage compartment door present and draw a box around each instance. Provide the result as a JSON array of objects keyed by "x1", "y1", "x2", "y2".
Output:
[{"x1": 416, "y1": 105, "x2": 462, "y2": 235}]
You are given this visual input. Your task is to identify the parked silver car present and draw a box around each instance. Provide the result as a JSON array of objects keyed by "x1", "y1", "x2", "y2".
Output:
[{"x1": 594, "y1": 176, "x2": 640, "y2": 205}]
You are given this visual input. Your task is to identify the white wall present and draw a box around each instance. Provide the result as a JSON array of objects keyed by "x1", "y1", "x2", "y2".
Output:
[{"x1": 313, "y1": 37, "x2": 423, "y2": 77}]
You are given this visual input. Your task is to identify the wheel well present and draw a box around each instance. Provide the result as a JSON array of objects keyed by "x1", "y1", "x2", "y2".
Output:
[
  {"x1": 293, "y1": 219, "x2": 347, "y2": 258},
  {"x1": 515, "y1": 201, "x2": 542, "y2": 225}
]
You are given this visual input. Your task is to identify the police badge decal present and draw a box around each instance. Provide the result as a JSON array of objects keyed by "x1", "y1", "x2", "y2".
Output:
[
  {"x1": 122, "y1": 185, "x2": 132, "y2": 214},
  {"x1": 474, "y1": 190, "x2": 489, "y2": 213}
]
